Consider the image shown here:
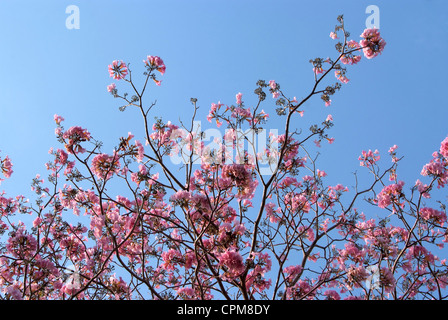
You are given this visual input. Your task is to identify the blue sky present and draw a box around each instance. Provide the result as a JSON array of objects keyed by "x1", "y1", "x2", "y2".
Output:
[{"x1": 0, "y1": 0, "x2": 447, "y2": 202}]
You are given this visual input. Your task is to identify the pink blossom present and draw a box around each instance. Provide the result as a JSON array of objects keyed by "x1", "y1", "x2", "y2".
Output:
[
  {"x1": 265, "y1": 203, "x2": 281, "y2": 223},
  {"x1": 131, "y1": 164, "x2": 148, "y2": 186},
  {"x1": 286, "y1": 279, "x2": 315, "y2": 299},
  {"x1": 329, "y1": 31, "x2": 338, "y2": 39},
  {"x1": 283, "y1": 265, "x2": 303, "y2": 283},
  {"x1": 347, "y1": 39, "x2": 359, "y2": 48},
  {"x1": 161, "y1": 248, "x2": 183, "y2": 270},
  {"x1": 335, "y1": 70, "x2": 349, "y2": 83},
  {"x1": 388, "y1": 144, "x2": 398, "y2": 153},
  {"x1": 317, "y1": 169, "x2": 327, "y2": 178},
  {"x1": 421, "y1": 155, "x2": 448, "y2": 188},
  {"x1": 324, "y1": 290, "x2": 341, "y2": 300},
  {"x1": 359, "y1": 149, "x2": 380, "y2": 167},
  {"x1": 253, "y1": 109, "x2": 269, "y2": 124},
  {"x1": 277, "y1": 177, "x2": 300, "y2": 189},
  {"x1": 306, "y1": 228, "x2": 315, "y2": 241},
  {"x1": 6, "y1": 227, "x2": 37, "y2": 258},
  {"x1": 347, "y1": 265, "x2": 369, "y2": 286},
  {"x1": 245, "y1": 252, "x2": 272, "y2": 292},
  {"x1": 415, "y1": 179, "x2": 431, "y2": 198},
  {"x1": 144, "y1": 55, "x2": 166, "y2": 75},
  {"x1": 340, "y1": 40, "x2": 362, "y2": 65},
  {"x1": 107, "y1": 83, "x2": 116, "y2": 92},
  {"x1": 421, "y1": 160, "x2": 446, "y2": 177},
  {"x1": 90, "y1": 153, "x2": 121, "y2": 180},
  {"x1": 33, "y1": 217, "x2": 42, "y2": 228},
  {"x1": 406, "y1": 246, "x2": 435, "y2": 265},
  {"x1": 269, "y1": 80, "x2": 280, "y2": 98},
  {"x1": 360, "y1": 28, "x2": 386, "y2": 59},
  {"x1": 379, "y1": 267, "x2": 396, "y2": 293},
  {"x1": 269, "y1": 80, "x2": 280, "y2": 99},
  {"x1": 135, "y1": 140, "x2": 144, "y2": 162},
  {"x1": 218, "y1": 248, "x2": 245, "y2": 278},
  {"x1": 344, "y1": 296, "x2": 363, "y2": 300},
  {"x1": 6, "y1": 282, "x2": 23, "y2": 300},
  {"x1": 157, "y1": 65, "x2": 166, "y2": 75},
  {"x1": 440, "y1": 136, "x2": 448, "y2": 158},
  {"x1": 53, "y1": 114, "x2": 65, "y2": 125},
  {"x1": 236, "y1": 92, "x2": 243, "y2": 104},
  {"x1": 419, "y1": 207, "x2": 447, "y2": 225},
  {"x1": 183, "y1": 250, "x2": 197, "y2": 270},
  {"x1": 177, "y1": 287, "x2": 196, "y2": 300},
  {"x1": 221, "y1": 164, "x2": 257, "y2": 199},
  {"x1": 62, "y1": 126, "x2": 91, "y2": 154},
  {"x1": 231, "y1": 107, "x2": 252, "y2": 120},
  {"x1": 64, "y1": 160, "x2": 75, "y2": 176},
  {"x1": 1, "y1": 156, "x2": 13, "y2": 179},
  {"x1": 339, "y1": 242, "x2": 365, "y2": 263},
  {"x1": 54, "y1": 149, "x2": 68, "y2": 166},
  {"x1": 242, "y1": 199, "x2": 253, "y2": 208},
  {"x1": 376, "y1": 181, "x2": 405, "y2": 210},
  {"x1": 108, "y1": 275, "x2": 130, "y2": 299},
  {"x1": 284, "y1": 192, "x2": 311, "y2": 213},
  {"x1": 108, "y1": 60, "x2": 128, "y2": 80},
  {"x1": 313, "y1": 66, "x2": 325, "y2": 75},
  {"x1": 207, "y1": 102, "x2": 224, "y2": 123}
]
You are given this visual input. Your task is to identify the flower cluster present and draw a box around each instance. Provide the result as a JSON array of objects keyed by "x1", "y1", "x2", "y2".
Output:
[
  {"x1": 419, "y1": 207, "x2": 447, "y2": 225},
  {"x1": 420, "y1": 139, "x2": 448, "y2": 188},
  {"x1": 358, "y1": 149, "x2": 380, "y2": 168},
  {"x1": 376, "y1": 181, "x2": 405, "y2": 211},
  {"x1": 143, "y1": 55, "x2": 166, "y2": 75},
  {"x1": 54, "y1": 114, "x2": 64, "y2": 125},
  {"x1": 440, "y1": 137, "x2": 448, "y2": 158},
  {"x1": 320, "y1": 25, "x2": 384, "y2": 108},
  {"x1": 61, "y1": 126, "x2": 91, "y2": 154},
  {"x1": 245, "y1": 252, "x2": 272, "y2": 293},
  {"x1": 143, "y1": 55, "x2": 166, "y2": 86},
  {"x1": 149, "y1": 120, "x2": 182, "y2": 148},
  {"x1": 269, "y1": 80, "x2": 280, "y2": 98},
  {"x1": 340, "y1": 40, "x2": 362, "y2": 65},
  {"x1": 206, "y1": 101, "x2": 224, "y2": 127},
  {"x1": 0, "y1": 155, "x2": 13, "y2": 180},
  {"x1": 108, "y1": 60, "x2": 128, "y2": 80},
  {"x1": 335, "y1": 70, "x2": 349, "y2": 83},
  {"x1": 360, "y1": 28, "x2": 386, "y2": 59},
  {"x1": 6, "y1": 225, "x2": 37, "y2": 259},
  {"x1": 221, "y1": 164, "x2": 258, "y2": 199},
  {"x1": 90, "y1": 153, "x2": 121, "y2": 180},
  {"x1": 218, "y1": 248, "x2": 245, "y2": 279}
]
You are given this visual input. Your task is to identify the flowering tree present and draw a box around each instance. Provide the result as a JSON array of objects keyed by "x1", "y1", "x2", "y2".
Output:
[{"x1": 0, "y1": 15, "x2": 447, "y2": 300}]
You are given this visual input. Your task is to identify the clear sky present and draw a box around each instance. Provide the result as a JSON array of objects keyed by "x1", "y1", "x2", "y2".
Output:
[{"x1": 0, "y1": 0, "x2": 447, "y2": 202}]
